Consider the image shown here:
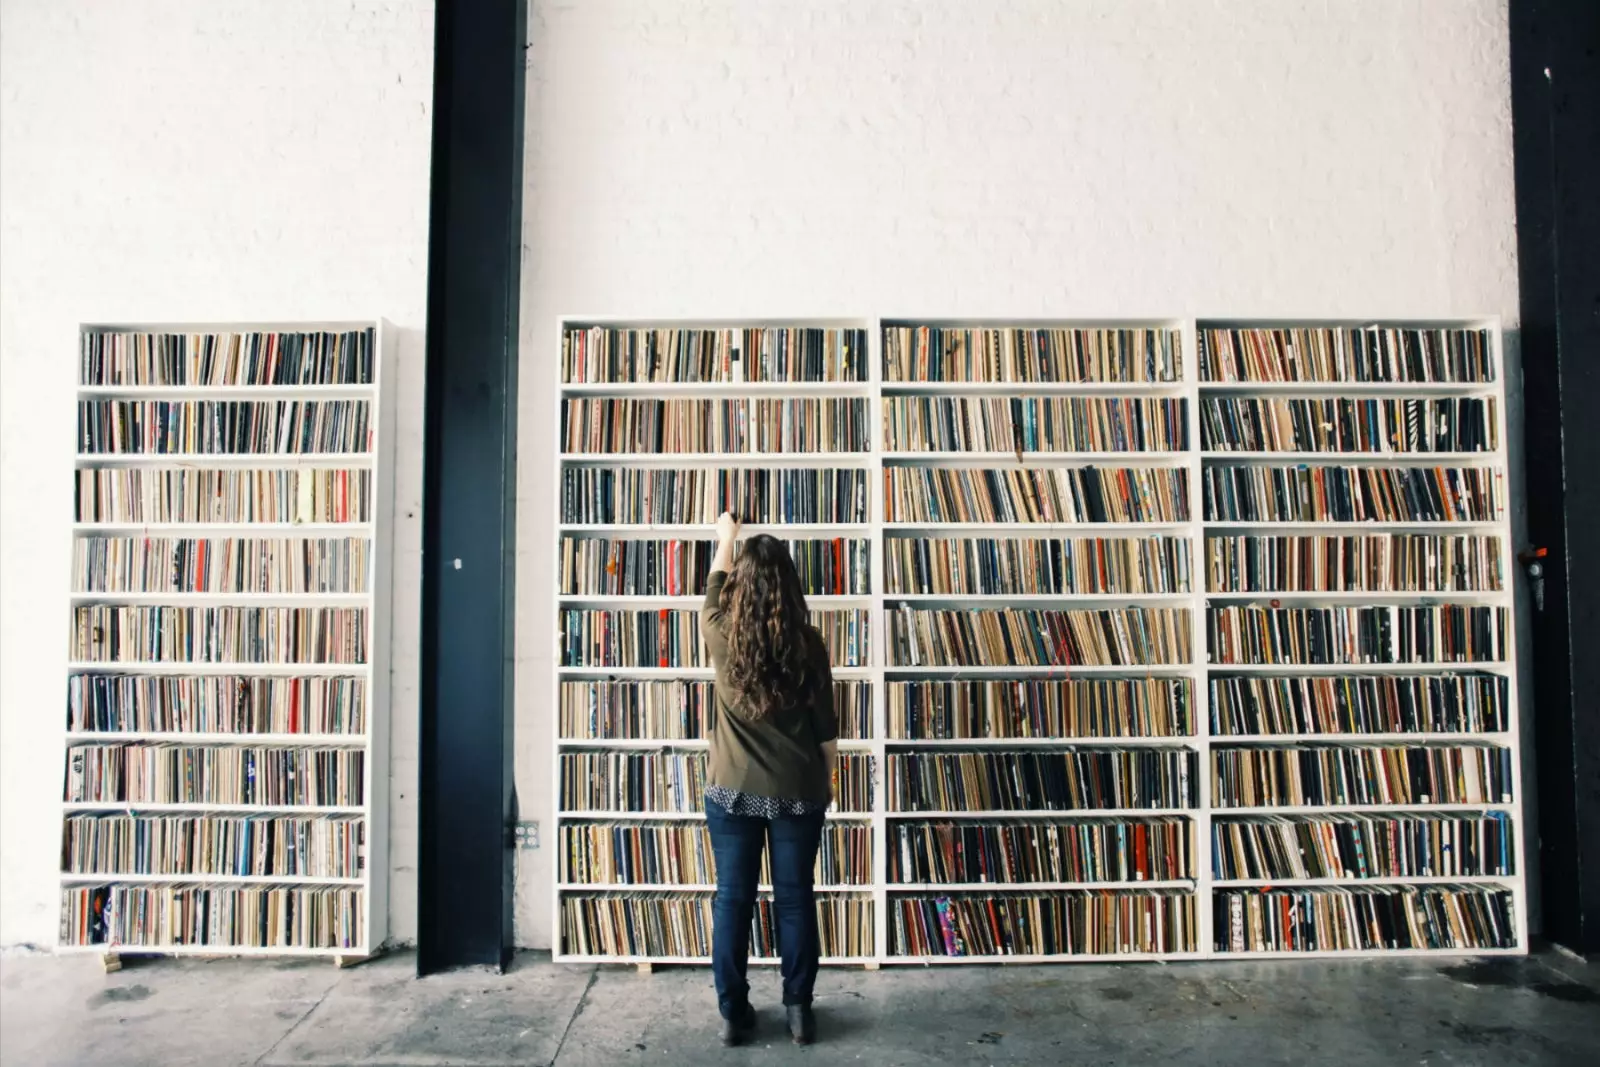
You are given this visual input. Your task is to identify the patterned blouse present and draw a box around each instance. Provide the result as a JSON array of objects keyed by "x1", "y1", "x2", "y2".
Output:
[{"x1": 705, "y1": 785, "x2": 830, "y2": 818}]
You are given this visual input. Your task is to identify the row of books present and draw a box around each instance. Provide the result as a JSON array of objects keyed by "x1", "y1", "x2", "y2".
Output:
[
  {"x1": 1198, "y1": 328, "x2": 1493, "y2": 385},
  {"x1": 61, "y1": 884, "x2": 363, "y2": 948},
  {"x1": 62, "y1": 814, "x2": 366, "y2": 879},
  {"x1": 889, "y1": 681, "x2": 1190, "y2": 739},
  {"x1": 1212, "y1": 744, "x2": 1512, "y2": 808},
  {"x1": 559, "y1": 822, "x2": 872, "y2": 885},
  {"x1": 884, "y1": 535, "x2": 1191, "y2": 596},
  {"x1": 558, "y1": 680, "x2": 872, "y2": 741},
  {"x1": 72, "y1": 606, "x2": 368, "y2": 664},
  {"x1": 888, "y1": 607, "x2": 1192, "y2": 667},
  {"x1": 76, "y1": 467, "x2": 372, "y2": 525},
  {"x1": 881, "y1": 396, "x2": 1188, "y2": 453},
  {"x1": 890, "y1": 891, "x2": 1193, "y2": 956},
  {"x1": 882, "y1": 327, "x2": 1181, "y2": 384},
  {"x1": 1208, "y1": 674, "x2": 1508, "y2": 736},
  {"x1": 885, "y1": 750, "x2": 1195, "y2": 812},
  {"x1": 887, "y1": 818, "x2": 1192, "y2": 884},
  {"x1": 884, "y1": 466, "x2": 1189, "y2": 525},
  {"x1": 1207, "y1": 605, "x2": 1508, "y2": 665},
  {"x1": 1212, "y1": 812, "x2": 1513, "y2": 880},
  {"x1": 558, "y1": 609, "x2": 870, "y2": 668},
  {"x1": 1203, "y1": 534, "x2": 1503, "y2": 593},
  {"x1": 561, "y1": 398, "x2": 869, "y2": 454},
  {"x1": 65, "y1": 744, "x2": 365, "y2": 807},
  {"x1": 562, "y1": 327, "x2": 867, "y2": 384},
  {"x1": 560, "y1": 467, "x2": 869, "y2": 526},
  {"x1": 73, "y1": 537, "x2": 369, "y2": 595},
  {"x1": 560, "y1": 894, "x2": 873, "y2": 959},
  {"x1": 886, "y1": 678, "x2": 1191, "y2": 739},
  {"x1": 67, "y1": 674, "x2": 367, "y2": 735},
  {"x1": 81, "y1": 329, "x2": 376, "y2": 387},
  {"x1": 1200, "y1": 397, "x2": 1497, "y2": 454},
  {"x1": 559, "y1": 537, "x2": 870, "y2": 597},
  {"x1": 1216, "y1": 885, "x2": 1513, "y2": 952},
  {"x1": 1202, "y1": 464, "x2": 1502, "y2": 524},
  {"x1": 78, "y1": 400, "x2": 371, "y2": 455},
  {"x1": 559, "y1": 752, "x2": 875, "y2": 813}
]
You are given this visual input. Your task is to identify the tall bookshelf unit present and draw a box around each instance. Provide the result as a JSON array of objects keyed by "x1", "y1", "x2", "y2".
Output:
[
  {"x1": 60, "y1": 321, "x2": 395, "y2": 960},
  {"x1": 552, "y1": 317, "x2": 1523, "y2": 965}
]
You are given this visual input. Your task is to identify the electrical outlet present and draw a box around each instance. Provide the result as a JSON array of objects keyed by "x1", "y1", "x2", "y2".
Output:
[{"x1": 514, "y1": 821, "x2": 539, "y2": 850}]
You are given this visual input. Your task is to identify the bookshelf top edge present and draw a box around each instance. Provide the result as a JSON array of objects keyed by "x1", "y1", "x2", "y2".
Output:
[
  {"x1": 879, "y1": 318, "x2": 1185, "y2": 330},
  {"x1": 1195, "y1": 317, "x2": 1501, "y2": 332},
  {"x1": 81, "y1": 321, "x2": 384, "y2": 335},
  {"x1": 559, "y1": 317, "x2": 872, "y2": 331}
]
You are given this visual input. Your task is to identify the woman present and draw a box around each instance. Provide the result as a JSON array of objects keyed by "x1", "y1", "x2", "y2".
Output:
[{"x1": 700, "y1": 511, "x2": 837, "y2": 1046}]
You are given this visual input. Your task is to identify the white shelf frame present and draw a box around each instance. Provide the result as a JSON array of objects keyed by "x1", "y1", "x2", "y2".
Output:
[
  {"x1": 59, "y1": 319, "x2": 395, "y2": 960},
  {"x1": 550, "y1": 316, "x2": 1525, "y2": 965}
]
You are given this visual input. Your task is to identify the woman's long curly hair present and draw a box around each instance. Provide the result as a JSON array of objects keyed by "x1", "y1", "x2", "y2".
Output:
[{"x1": 721, "y1": 534, "x2": 816, "y2": 720}]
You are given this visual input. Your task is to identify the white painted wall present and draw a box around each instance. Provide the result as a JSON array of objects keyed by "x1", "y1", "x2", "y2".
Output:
[
  {"x1": 515, "y1": 0, "x2": 1528, "y2": 946},
  {"x1": 0, "y1": 0, "x2": 1529, "y2": 954},
  {"x1": 0, "y1": 0, "x2": 434, "y2": 948}
]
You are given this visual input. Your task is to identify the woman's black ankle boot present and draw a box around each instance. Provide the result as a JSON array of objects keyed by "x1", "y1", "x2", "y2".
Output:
[
  {"x1": 787, "y1": 1004, "x2": 816, "y2": 1045},
  {"x1": 720, "y1": 1003, "x2": 756, "y2": 1047}
]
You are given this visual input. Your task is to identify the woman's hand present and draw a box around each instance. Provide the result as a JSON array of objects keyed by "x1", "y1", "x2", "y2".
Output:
[{"x1": 715, "y1": 511, "x2": 741, "y2": 544}]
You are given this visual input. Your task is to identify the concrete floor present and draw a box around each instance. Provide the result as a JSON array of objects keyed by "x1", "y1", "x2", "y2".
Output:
[{"x1": 1, "y1": 949, "x2": 1596, "y2": 1067}]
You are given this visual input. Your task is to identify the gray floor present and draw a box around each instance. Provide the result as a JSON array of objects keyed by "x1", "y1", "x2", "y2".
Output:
[{"x1": 1, "y1": 949, "x2": 1596, "y2": 1067}]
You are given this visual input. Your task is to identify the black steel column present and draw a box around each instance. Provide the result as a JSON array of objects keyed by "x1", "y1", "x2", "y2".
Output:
[
  {"x1": 418, "y1": 0, "x2": 525, "y2": 973},
  {"x1": 1510, "y1": 0, "x2": 1600, "y2": 955}
]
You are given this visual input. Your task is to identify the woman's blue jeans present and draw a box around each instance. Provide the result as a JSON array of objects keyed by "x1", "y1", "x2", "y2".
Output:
[{"x1": 704, "y1": 797, "x2": 824, "y2": 1019}]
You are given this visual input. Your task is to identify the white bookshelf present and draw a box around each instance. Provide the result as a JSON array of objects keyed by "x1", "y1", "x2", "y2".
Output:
[
  {"x1": 552, "y1": 317, "x2": 1524, "y2": 965},
  {"x1": 59, "y1": 320, "x2": 395, "y2": 961}
]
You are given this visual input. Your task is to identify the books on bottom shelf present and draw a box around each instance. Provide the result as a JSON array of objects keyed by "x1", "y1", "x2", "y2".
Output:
[
  {"x1": 1215, "y1": 885, "x2": 1514, "y2": 953},
  {"x1": 561, "y1": 894, "x2": 873, "y2": 959},
  {"x1": 890, "y1": 891, "x2": 1195, "y2": 957},
  {"x1": 60, "y1": 882, "x2": 364, "y2": 950}
]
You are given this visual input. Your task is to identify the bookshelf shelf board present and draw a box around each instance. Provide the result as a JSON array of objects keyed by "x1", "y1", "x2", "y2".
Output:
[
  {"x1": 1200, "y1": 452, "x2": 1500, "y2": 464},
  {"x1": 67, "y1": 662, "x2": 370, "y2": 676},
  {"x1": 558, "y1": 811, "x2": 874, "y2": 822},
  {"x1": 72, "y1": 522, "x2": 376, "y2": 535},
  {"x1": 884, "y1": 808, "x2": 1195, "y2": 820},
  {"x1": 556, "y1": 666, "x2": 873, "y2": 679},
  {"x1": 1211, "y1": 732, "x2": 1511, "y2": 745},
  {"x1": 56, "y1": 943, "x2": 361, "y2": 958},
  {"x1": 64, "y1": 731, "x2": 368, "y2": 746},
  {"x1": 557, "y1": 738, "x2": 876, "y2": 750},
  {"x1": 882, "y1": 736, "x2": 1198, "y2": 748},
  {"x1": 77, "y1": 384, "x2": 375, "y2": 400},
  {"x1": 1211, "y1": 875, "x2": 1515, "y2": 888},
  {"x1": 1204, "y1": 662, "x2": 1510, "y2": 674},
  {"x1": 559, "y1": 452, "x2": 872, "y2": 466},
  {"x1": 1208, "y1": 947, "x2": 1520, "y2": 961},
  {"x1": 1201, "y1": 521, "x2": 1504, "y2": 532},
  {"x1": 886, "y1": 593, "x2": 1192, "y2": 607},
  {"x1": 1197, "y1": 381, "x2": 1497, "y2": 395},
  {"x1": 62, "y1": 803, "x2": 366, "y2": 815},
  {"x1": 881, "y1": 382, "x2": 1186, "y2": 396},
  {"x1": 69, "y1": 592, "x2": 370, "y2": 606},
  {"x1": 561, "y1": 381, "x2": 870, "y2": 396},
  {"x1": 76, "y1": 453, "x2": 374, "y2": 467},
  {"x1": 560, "y1": 523, "x2": 871, "y2": 536},
  {"x1": 60, "y1": 873, "x2": 365, "y2": 886},
  {"x1": 557, "y1": 594, "x2": 870, "y2": 607},
  {"x1": 882, "y1": 664, "x2": 1194, "y2": 677},
  {"x1": 1203, "y1": 591, "x2": 1509, "y2": 605},
  {"x1": 882, "y1": 451, "x2": 1191, "y2": 463},
  {"x1": 883, "y1": 521, "x2": 1192, "y2": 534},
  {"x1": 556, "y1": 883, "x2": 868, "y2": 893},
  {"x1": 886, "y1": 880, "x2": 1196, "y2": 892},
  {"x1": 1211, "y1": 803, "x2": 1514, "y2": 816},
  {"x1": 885, "y1": 951, "x2": 1197, "y2": 964},
  {"x1": 554, "y1": 955, "x2": 876, "y2": 967}
]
